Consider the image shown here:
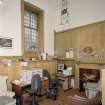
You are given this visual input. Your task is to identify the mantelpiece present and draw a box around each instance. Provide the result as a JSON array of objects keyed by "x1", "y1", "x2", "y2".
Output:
[
  {"x1": 77, "y1": 59, "x2": 105, "y2": 65},
  {"x1": 75, "y1": 60, "x2": 104, "y2": 88}
]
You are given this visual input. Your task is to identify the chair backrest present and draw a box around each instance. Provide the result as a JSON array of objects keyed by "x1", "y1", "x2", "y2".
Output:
[
  {"x1": 31, "y1": 74, "x2": 41, "y2": 95},
  {"x1": 0, "y1": 76, "x2": 8, "y2": 93},
  {"x1": 43, "y1": 70, "x2": 51, "y2": 85}
]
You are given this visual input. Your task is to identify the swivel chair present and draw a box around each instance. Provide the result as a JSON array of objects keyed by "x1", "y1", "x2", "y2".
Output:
[
  {"x1": 43, "y1": 69, "x2": 59, "y2": 87},
  {"x1": 43, "y1": 70, "x2": 59, "y2": 100},
  {"x1": 26, "y1": 74, "x2": 41, "y2": 105}
]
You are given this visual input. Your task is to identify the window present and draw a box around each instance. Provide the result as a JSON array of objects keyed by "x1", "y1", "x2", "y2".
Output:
[
  {"x1": 24, "y1": 11, "x2": 39, "y2": 51},
  {"x1": 23, "y1": 1, "x2": 44, "y2": 56}
]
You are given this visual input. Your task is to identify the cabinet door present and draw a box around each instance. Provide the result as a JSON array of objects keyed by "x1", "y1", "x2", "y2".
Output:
[
  {"x1": 41, "y1": 80, "x2": 49, "y2": 95},
  {"x1": 62, "y1": 77, "x2": 69, "y2": 90}
]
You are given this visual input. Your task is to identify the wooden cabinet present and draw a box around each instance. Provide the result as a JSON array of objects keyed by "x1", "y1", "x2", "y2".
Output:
[{"x1": 41, "y1": 80, "x2": 49, "y2": 95}]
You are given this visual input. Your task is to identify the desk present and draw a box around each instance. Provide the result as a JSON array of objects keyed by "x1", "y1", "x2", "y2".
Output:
[
  {"x1": 12, "y1": 79, "x2": 49, "y2": 104},
  {"x1": 56, "y1": 74, "x2": 74, "y2": 90}
]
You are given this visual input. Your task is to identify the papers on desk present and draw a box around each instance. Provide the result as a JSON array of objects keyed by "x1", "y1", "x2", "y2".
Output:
[
  {"x1": 20, "y1": 69, "x2": 43, "y2": 82},
  {"x1": 13, "y1": 79, "x2": 31, "y2": 86},
  {"x1": 13, "y1": 68, "x2": 47, "y2": 86},
  {"x1": 42, "y1": 77, "x2": 48, "y2": 80},
  {"x1": 13, "y1": 80, "x2": 20, "y2": 85},
  {"x1": 13, "y1": 77, "x2": 48, "y2": 86}
]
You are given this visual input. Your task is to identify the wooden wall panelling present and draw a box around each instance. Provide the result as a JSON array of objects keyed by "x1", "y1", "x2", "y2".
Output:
[
  {"x1": 54, "y1": 33, "x2": 57, "y2": 56},
  {"x1": 76, "y1": 23, "x2": 104, "y2": 58},
  {"x1": 101, "y1": 21, "x2": 105, "y2": 59},
  {"x1": 55, "y1": 29, "x2": 77, "y2": 58},
  {"x1": 29, "y1": 61, "x2": 41, "y2": 69},
  {"x1": 66, "y1": 30, "x2": 74, "y2": 50},
  {"x1": 0, "y1": 63, "x2": 8, "y2": 76},
  {"x1": 0, "y1": 63, "x2": 13, "y2": 90},
  {"x1": 54, "y1": 32, "x2": 59, "y2": 56},
  {"x1": 49, "y1": 61, "x2": 57, "y2": 79},
  {"x1": 55, "y1": 32, "x2": 67, "y2": 58},
  {"x1": 67, "y1": 30, "x2": 77, "y2": 58},
  {"x1": 102, "y1": 69, "x2": 105, "y2": 105},
  {"x1": 8, "y1": 62, "x2": 26, "y2": 90},
  {"x1": 43, "y1": 61, "x2": 51, "y2": 76},
  {"x1": 41, "y1": 61, "x2": 57, "y2": 79},
  {"x1": 58, "y1": 32, "x2": 65, "y2": 58},
  {"x1": 41, "y1": 61, "x2": 50, "y2": 71},
  {"x1": 54, "y1": 21, "x2": 105, "y2": 59},
  {"x1": 0, "y1": 62, "x2": 21, "y2": 90},
  {"x1": 62, "y1": 31, "x2": 67, "y2": 58},
  {"x1": 75, "y1": 63, "x2": 79, "y2": 88}
]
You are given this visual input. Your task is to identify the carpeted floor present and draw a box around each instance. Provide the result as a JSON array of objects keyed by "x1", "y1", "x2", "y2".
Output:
[{"x1": 23, "y1": 88, "x2": 85, "y2": 105}]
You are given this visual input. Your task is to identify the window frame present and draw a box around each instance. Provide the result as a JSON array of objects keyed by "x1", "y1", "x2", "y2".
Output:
[{"x1": 21, "y1": 1, "x2": 44, "y2": 58}]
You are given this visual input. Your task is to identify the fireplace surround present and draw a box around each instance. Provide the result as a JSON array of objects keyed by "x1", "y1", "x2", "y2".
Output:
[{"x1": 79, "y1": 68, "x2": 100, "y2": 91}]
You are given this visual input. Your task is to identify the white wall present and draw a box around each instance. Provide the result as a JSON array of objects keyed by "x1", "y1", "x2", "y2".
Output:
[
  {"x1": 0, "y1": 0, "x2": 22, "y2": 56},
  {"x1": 25, "y1": 0, "x2": 57, "y2": 55},
  {"x1": 0, "y1": 0, "x2": 56, "y2": 56},
  {"x1": 55, "y1": 0, "x2": 105, "y2": 32}
]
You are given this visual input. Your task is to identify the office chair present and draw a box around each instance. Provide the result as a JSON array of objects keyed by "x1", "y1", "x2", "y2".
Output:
[
  {"x1": 43, "y1": 69, "x2": 59, "y2": 86},
  {"x1": 26, "y1": 74, "x2": 41, "y2": 105},
  {"x1": 43, "y1": 70, "x2": 59, "y2": 100}
]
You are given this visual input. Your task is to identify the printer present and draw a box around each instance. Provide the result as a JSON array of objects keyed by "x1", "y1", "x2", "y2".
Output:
[{"x1": 63, "y1": 67, "x2": 72, "y2": 76}]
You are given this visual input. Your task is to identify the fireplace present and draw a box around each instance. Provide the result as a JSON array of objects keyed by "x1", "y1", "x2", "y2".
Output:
[{"x1": 79, "y1": 68, "x2": 100, "y2": 91}]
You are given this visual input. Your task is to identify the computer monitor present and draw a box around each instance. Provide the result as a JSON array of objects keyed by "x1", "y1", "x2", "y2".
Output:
[{"x1": 57, "y1": 63, "x2": 64, "y2": 70}]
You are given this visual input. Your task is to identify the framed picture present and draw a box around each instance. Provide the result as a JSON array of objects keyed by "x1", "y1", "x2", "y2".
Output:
[{"x1": 0, "y1": 36, "x2": 13, "y2": 48}]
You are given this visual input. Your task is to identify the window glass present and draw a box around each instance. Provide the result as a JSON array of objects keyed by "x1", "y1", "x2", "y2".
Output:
[{"x1": 24, "y1": 11, "x2": 38, "y2": 51}]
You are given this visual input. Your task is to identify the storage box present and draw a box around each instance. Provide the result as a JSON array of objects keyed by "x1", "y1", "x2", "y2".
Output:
[{"x1": 85, "y1": 82, "x2": 99, "y2": 99}]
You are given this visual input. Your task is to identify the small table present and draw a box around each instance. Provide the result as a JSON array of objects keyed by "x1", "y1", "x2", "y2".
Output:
[
  {"x1": 56, "y1": 74, "x2": 75, "y2": 90},
  {"x1": 85, "y1": 82, "x2": 100, "y2": 99}
]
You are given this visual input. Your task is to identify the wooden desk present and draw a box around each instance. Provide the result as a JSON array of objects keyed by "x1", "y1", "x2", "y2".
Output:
[{"x1": 12, "y1": 79, "x2": 49, "y2": 104}]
